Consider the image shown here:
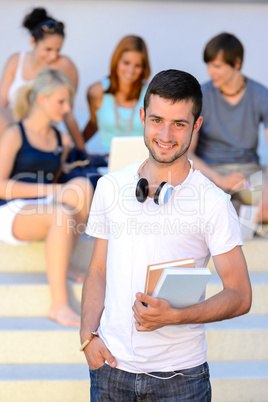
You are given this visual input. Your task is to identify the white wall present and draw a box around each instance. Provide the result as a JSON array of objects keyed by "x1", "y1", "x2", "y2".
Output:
[{"x1": 1, "y1": 0, "x2": 268, "y2": 160}]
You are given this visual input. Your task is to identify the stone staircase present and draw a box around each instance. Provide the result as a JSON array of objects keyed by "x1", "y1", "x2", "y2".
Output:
[
  {"x1": 0, "y1": 236, "x2": 92, "y2": 402},
  {"x1": 207, "y1": 237, "x2": 268, "y2": 402},
  {"x1": 0, "y1": 236, "x2": 267, "y2": 402}
]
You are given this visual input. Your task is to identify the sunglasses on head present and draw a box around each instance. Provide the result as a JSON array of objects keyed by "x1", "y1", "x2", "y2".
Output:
[{"x1": 40, "y1": 20, "x2": 65, "y2": 34}]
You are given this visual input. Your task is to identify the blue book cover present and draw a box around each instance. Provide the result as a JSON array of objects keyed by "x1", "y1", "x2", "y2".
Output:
[{"x1": 152, "y1": 267, "x2": 211, "y2": 308}]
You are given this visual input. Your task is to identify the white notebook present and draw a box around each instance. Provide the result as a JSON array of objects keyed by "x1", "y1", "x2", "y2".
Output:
[
  {"x1": 152, "y1": 267, "x2": 211, "y2": 309},
  {"x1": 108, "y1": 136, "x2": 148, "y2": 172},
  {"x1": 239, "y1": 205, "x2": 258, "y2": 241}
]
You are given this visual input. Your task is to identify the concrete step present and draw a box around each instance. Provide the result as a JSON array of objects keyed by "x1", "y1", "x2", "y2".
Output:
[
  {"x1": 0, "y1": 273, "x2": 82, "y2": 317},
  {"x1": 207, "y1": 271, "x2": 268, "y2": 315},
  {"x1": 0, "y1": 315, "x2": 267, "y2": 364},
  {"x1": 1, "y1": 271, "x2": 267, "y2": 317},
  {"x1": 0, "y1": 232, "x2": 266, "y2": 402},
  {"x1": 242, "y1": 237, "x2": 268, "y2": 272},
  {"x1": 0, "y1": 236, "x2": 267, "y2": 273},
  {"x1": 206, "y1": 315, "x2": 268, "y2": 361},
  {"x1": 0, "y1": 318, "x2": 84, "y2": 364},
  {"x1": 0, "y1": 363, "x2": 89, "y2": 402},
  {"x1": 0, "y1": 234, "x2": 94, "y2": 272},
  {"x1": 209, "y1": 361, "x2": 268, "y2": 402},
  {"x1": 0, "y1": 361, "x2": 267, "y2": 402},
  {"x1": 207, "y1": 237, "x2": 268, "y2": 272}
]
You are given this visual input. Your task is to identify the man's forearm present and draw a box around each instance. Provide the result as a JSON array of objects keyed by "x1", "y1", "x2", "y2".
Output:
[
  {"x1": 188, "y1": 151, "x2": 246, "y2": 190},
  {"x1": 188, "y1": 151, "x2": 220, "y2": 183},
  {"x1": 170, "y1": 286, "x2": 251, "y2": 326},
  {"x1": 80, "y1": 268, "x2": 106, "y2": 342},
  {"x1": 134, "y1": 286, "x2": 251, "y2": 332}
]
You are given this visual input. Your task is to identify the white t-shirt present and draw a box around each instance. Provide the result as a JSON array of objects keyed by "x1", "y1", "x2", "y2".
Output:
[{"x1": 86, "y1": 160, "x2": 242, "y2": 373}]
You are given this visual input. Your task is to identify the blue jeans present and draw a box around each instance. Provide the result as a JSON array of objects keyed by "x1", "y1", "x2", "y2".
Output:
[{"x1": 89, "y1": 362, "x2": 211, "y2": 401}]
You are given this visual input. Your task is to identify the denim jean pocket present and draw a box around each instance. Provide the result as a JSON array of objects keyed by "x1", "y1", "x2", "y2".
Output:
[
  {"x1": 89, "y1": 362, "x2": 107, "y2": 373},
  {"x1": 174, "y1": 362, "x2": 210, "y2": 379}
]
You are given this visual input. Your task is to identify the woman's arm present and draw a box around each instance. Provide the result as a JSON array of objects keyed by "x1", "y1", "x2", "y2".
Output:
[
  {"x1": 60, "y1": 131, "x2": 72, "y2": 164},
  {"x1": 0, "y1": 54, "x2": 19, "y2": 107},
  {"x1": 53, "y1": 131, "x2": 71, "y2": 183},
  {"x1": 63, "y1": 111, "x2": 86, "y2": 151},
  {"x1": 83, "y1": 82, "x2": 103, "y2": 142},
  {"x1": 58, "y1": 56, "x2": 78, "y2": 91},
  {"x1": 58, "y1": 56, "x2": 86, "y2": 150}
]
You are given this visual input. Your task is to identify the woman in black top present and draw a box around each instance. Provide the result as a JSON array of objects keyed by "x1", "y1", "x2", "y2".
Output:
[{"x1": 0, "y1": 68, "x2": 93, "y2": 326}]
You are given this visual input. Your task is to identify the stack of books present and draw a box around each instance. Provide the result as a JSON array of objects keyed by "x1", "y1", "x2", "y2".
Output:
[{"x1": 144, "y1": 258, "x2": 211, "y2": 308}]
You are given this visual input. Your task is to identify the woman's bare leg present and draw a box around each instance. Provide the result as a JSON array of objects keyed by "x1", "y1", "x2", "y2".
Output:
[
  {"x1": 12, "y1": 178, "x2": 94, "y2": 326},
  {"x1": 13, "y1": 203, "x2": 80, "y2": 326},
  {"x1": 55, "y1": 177, "x2": 94, "y2": 281}
]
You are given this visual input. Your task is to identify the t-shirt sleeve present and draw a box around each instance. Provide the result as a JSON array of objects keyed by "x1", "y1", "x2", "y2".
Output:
[
  {"x1": 85, "y1": 178, "x2": 109, "y2": 240},
  {"x1": 251, "y1": 81, "x2": 268, "y2": 128},
  {"x1": 259, "y1": 86, "x2": 268, "y2": 128},
  {"x1": 101, "y1": 77, "x2": 110, "y2": 92},
  {"x1": 205, "y1": 194, "x2": 243, "y2": 256}
]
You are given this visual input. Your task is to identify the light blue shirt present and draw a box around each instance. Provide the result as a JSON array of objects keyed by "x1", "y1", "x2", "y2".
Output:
[{"x1": 96, "y1": 78, "x2": 147, "y2": 154}]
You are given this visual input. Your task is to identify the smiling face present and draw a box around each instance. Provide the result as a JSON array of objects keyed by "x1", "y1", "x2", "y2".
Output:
[
  {"x1": 207, "y1": 51, "x2": 240, "y2": 89},
  {"x1": 32, "y1": 34, "x2": 64, "y2": 66},
  {"x1": 140, "y1": 95, "x2": 202, "y2": 165},
  {"x1": 116, "y1": 50, "x2": 144, "y2": 86},
  {"x1": 38, "y1": 85, "x2": 71, "y2": 122}
]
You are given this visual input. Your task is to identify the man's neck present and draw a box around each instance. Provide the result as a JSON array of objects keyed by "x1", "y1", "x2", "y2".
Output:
[
  {"x1": 220, "y1": 71, "x2": 244, "y2": 95},
  {"x1": 141, "y1": 156, "x2": 191, "y2": 197}
]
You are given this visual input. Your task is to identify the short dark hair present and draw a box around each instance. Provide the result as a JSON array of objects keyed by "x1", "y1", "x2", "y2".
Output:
[
  {"x1": 204, "y1": 32, "x2": 244, "y2": 68},
  {"x1": 143, "y1": 69, "x2": 202, "y2": 122}
]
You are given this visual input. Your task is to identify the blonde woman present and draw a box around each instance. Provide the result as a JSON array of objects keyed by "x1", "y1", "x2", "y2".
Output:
[
  {"x1": 0, "y1": 7, "x2": 85, "y2": 150},
  {"x1": 0, "y1": 68, "x2": 93, "y2": 326}
]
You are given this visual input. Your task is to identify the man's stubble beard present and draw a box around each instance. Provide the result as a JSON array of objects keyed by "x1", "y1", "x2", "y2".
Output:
[{"x1": 144, "y1": 129, "x2": 193, "y2": 165}]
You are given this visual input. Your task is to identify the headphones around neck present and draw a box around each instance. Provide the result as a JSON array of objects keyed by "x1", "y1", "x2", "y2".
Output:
[{"x1": 136, "y1": 178, "x2": 174, "y2": 205}]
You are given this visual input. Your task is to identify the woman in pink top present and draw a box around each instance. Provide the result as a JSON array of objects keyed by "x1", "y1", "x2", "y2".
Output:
[{"x1": 0, "y1": 7, "x2": 85, "y2": 150}]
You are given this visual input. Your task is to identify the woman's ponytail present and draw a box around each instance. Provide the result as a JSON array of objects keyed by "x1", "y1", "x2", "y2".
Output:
[{"x1": 13, "y1": 84, "x2": 33, "y2": 121}]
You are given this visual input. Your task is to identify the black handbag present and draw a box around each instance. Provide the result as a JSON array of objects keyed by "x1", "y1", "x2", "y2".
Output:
[{"x1": 58, "y1": 148, "x2": 107, "y2": 188}]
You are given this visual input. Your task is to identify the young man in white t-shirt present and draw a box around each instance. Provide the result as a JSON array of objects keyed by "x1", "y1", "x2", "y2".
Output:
[{"x1": 80, "y1": 69, "x2": 252, "y2": 401}]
